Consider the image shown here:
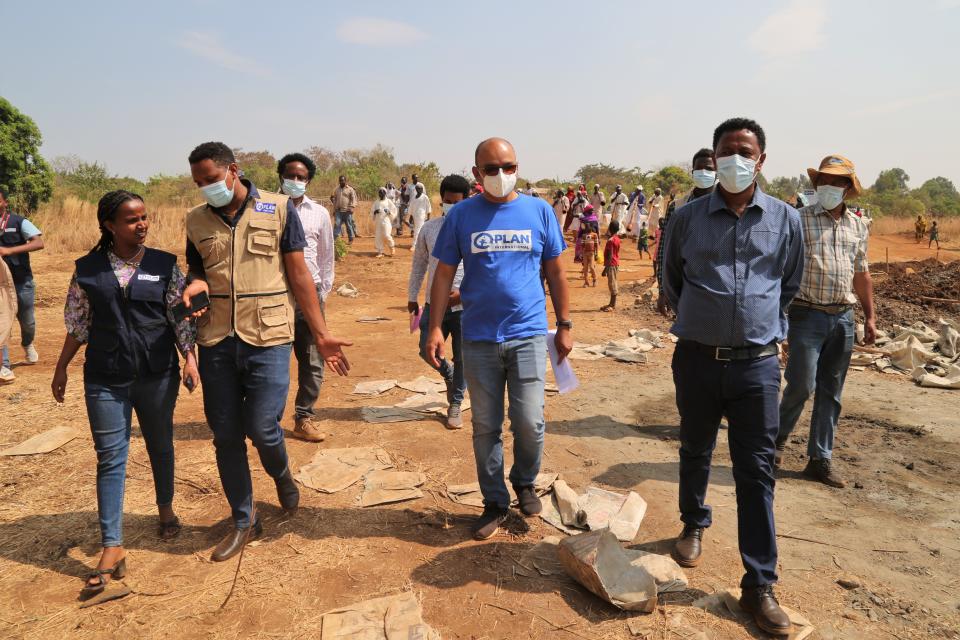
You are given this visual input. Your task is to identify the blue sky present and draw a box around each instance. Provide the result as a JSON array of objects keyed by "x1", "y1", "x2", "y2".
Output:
[{"x1": 2, "y1": 0, "x2": 959, "y2": 187}]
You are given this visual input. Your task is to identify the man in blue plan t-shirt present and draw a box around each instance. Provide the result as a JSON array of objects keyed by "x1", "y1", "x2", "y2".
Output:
[{"x1": 426, "y1": 137, "x2": 572, "y2": 541}]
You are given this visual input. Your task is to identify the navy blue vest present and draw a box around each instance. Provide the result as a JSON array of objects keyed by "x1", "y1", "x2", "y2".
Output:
[
  {"x1": 1, "y1": 214, "x2": 33, "y2": 282},
  {"x1": 75, "y1": 248, "x2": 180, "y2": 384}
]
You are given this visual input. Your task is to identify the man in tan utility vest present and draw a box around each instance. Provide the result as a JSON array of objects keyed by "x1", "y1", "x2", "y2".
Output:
[{"x1": 181, "y1": 142, "x2": 351, "y2": 562}]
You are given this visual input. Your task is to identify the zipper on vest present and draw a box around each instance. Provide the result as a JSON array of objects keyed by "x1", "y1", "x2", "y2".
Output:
[{"x1": 230, "y1": 224, "x2": 237, "y2": 334}]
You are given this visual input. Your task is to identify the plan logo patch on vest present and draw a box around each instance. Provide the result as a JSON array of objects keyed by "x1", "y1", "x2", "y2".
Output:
[
  {"x1": 137, "y1": 274, "x2": 160, "y2": 282},
  {"x1": 254, "y1": 201, "x2": 277, "y2": 214},
  {"x1": 471, "y1": 230, "x2": 533, "y2": 253}
]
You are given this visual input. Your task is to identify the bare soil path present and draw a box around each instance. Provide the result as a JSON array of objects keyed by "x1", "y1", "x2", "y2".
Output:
[{"x1": 0, "y1": 231, "x2": 958, "y2": 639}]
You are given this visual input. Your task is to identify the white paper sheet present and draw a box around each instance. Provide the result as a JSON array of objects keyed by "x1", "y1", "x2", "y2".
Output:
[{"x1": 547, "y1": 330, "x2": 579, "y2": 394}]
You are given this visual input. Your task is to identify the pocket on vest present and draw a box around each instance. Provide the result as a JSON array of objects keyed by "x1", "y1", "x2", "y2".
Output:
[
  {"x1": 257, "y1": 299, "x2": 291, "y2": 342},
  {"x1": 198, "y1": 236, "x2": 224, "y2": 268},
  {"x1": 86, "y1": 327, "x2": 121, "y2": 373},
  {"x1": 247, "y1": 220, "x2": 280, "y2": 256}
]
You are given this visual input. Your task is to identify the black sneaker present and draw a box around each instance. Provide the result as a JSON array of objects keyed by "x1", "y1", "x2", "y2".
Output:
[
  {"x1": 513, "y1": 485, "x2": 542, "y2": 517},
  {"x1": 275, "y1": 468, "x2": 300, "y2": 513},
  {"x1": 472, "y1": 505, "x2": 509, "y2": 540}
]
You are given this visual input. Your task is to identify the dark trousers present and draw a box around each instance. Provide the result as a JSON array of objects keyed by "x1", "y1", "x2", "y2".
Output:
[
  {"x1": 672, "y1": 342, "x2": 780, "y2": 588},
  {"x1": 293, "y1": 292, "x2": 325, "y2": 419},
  {"x1": 198, "y1": 337, "x2": 291, "y2": 529}
]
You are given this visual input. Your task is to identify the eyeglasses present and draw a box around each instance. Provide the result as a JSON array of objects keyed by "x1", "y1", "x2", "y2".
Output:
[{"x1": 478, "y1": 163, "x2": 518, "y2": 177}]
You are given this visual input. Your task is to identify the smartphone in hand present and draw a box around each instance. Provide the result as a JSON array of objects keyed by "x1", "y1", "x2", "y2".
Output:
[{"x1": 173, "y1": 291, "x2": 210, "y2": 323}]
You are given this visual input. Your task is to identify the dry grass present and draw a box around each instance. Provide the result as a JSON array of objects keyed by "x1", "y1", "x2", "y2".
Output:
[
  {"x1": 31, "y1": 195, "x2": 399, "y2": 257},
  {"x1": 869, "y1": 215, "x2": 959, "y2": 240}
]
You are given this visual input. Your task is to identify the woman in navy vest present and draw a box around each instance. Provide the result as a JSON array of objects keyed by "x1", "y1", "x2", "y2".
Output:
[{"x1": 51, "y1": 190, "x2": 199, "y2": 599}]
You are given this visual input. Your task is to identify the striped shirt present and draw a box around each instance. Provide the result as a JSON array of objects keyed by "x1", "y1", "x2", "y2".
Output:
[{"x1": 796, "y1": 204, "x2": 869, "y2": 306}]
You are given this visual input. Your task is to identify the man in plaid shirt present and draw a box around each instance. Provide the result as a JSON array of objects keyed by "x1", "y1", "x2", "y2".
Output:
[{"x1": 776, "y1": 154, "x2": 876, "y2": 488}]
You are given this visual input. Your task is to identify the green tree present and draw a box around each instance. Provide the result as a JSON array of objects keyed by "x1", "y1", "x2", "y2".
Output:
[
  {"x1": 873, "y1": 168, "x2": 910, "y2": 194},
  {"x1": 652, "y1": 166, "x2": 693, "y2": 196},
  {"x1": 233, "y1": 148, "x2": 278, "y2": 192},
  {"x1": 0, "y1": 96, "x2": 54, "y2": 212},
  {"x1": 913, "y1": 176, "x2": 960, "y2": 216}
]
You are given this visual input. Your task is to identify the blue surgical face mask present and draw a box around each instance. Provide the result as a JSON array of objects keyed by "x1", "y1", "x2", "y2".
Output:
[
  {"x1": 281, "y1": 178, "x2": 307, "y2": 199},
  {"x1": 201, "y1": 170, "x2": 236, "y2": 208},
  {"x1": 715, "y1": 154, "x2": 757, "y2": 194},
  {"x1": 816, "y1": 185, "x2": 846, "y2": 211},
  {"x1": 692, "y1": 169, "x2": 717, "y2": 189}
]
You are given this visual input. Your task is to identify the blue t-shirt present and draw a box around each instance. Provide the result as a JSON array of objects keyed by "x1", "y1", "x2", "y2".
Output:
[{"x1": 433, "y1": 194, "x2": 566, "y2": 343}]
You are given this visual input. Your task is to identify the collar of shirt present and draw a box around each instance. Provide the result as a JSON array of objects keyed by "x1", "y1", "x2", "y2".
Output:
[
  {"x1": 707, "y1": 185, "x2": 769, "y2": 217},
  {"x1": 812, "y1": 202, "x2": 849, "y2": 221},
  {"x1": 295, "y1": 194, "x2": 316, "y2": 210}
]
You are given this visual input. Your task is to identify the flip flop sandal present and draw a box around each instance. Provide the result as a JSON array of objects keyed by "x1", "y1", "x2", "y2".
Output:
[
  {"x1": 158, "y1": 516, "x2": 182, "y2": 540},
  {"x1": 80, "y1": 557, "x2": 127, "y2": 600}
]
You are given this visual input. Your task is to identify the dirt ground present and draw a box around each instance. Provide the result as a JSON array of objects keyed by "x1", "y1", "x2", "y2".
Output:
[{"x1": 1, "y1": 226, "x2": 959, "y2": 640}]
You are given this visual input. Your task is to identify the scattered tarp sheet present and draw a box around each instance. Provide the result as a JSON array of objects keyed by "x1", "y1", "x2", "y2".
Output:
[
  {"x1": 352, "y1": 380, "x2": 397, "y2": 396},
  {"x1": 446, "y1": 473, "x2": 558, "y2": 508},
  {"x1": 295, "y1": 447, "x2": 393, "y2": 493},
  {"x1": 335, "y1": 283, "x2": 360, "y2": 298},
  {"x1": 359, "y1": 470, "x2": 426, "y2": 507},
  {"x1": 0, "y1": 427, "x2": 78, "y2": 456},
  {"x1": 568, "y1": 329, "x2": 664, "y2": 363},
  {"x1": 514, "y1": 536, "x2": 566, "y2": 578},
  {"x1": 559, "y1": 529, "x2": 658, "y2": 612},
  {"x1": 320, "y1": 591, "x2": 440, "y2": 640},
  {"x1": 540, "y1": 484, "x2": 647, "y2": 542},
  {"x1": 850, "y1": 320, "x2": 960, "y2": 387},
  {"x1": 360, "y1": 407, "x2": 426, "y2": 423},
  {"x1": 693, "y1": 588, "x2": 814, "y2": 639},
  {"x1": 397, "y1": 376, "x2": 446, "y2": 394}
]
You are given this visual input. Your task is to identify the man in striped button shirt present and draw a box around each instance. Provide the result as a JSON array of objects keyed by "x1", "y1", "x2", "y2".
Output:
[{"x1": 777, "y1": 155, "x2": 876, "y2": 489}]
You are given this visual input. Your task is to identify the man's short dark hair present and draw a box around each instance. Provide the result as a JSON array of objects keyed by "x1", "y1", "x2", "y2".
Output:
[
  {"x1": 609, "y1": 220, "x2": 620, "y2": 234},
  {"x1": 439, "y1": 174, "x2": 471, "y2": 198},
  {"x1": 188, "y1": 141, "x2": 235, "y2": 166},
  {"x1": 692, "y1": 147, "x2": 714, "y2": 165},
  {"x1": 712, "y1": 118, "x2": 766, "y2": 152},
  {"x1": 277, "y1": 153, "x2": 316, "y2": 181}
]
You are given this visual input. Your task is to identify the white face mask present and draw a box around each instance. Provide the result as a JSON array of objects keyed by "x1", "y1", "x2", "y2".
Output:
[
  {"x1": 716, "y1": 154, "x2": 757, "y2": 194},
  {"x1": 281, "y1": 178, "x2": 307, "y2": 198},
  {"x1": 692, "y1": 169, "x2": 717, "y2": 189},
  {"x1": 441, "y1": 202, "x2": 455, "y2": 214},
  {"x1": 482, "y1": 169, "x2": 517, "y2": 198},
  {"x1": 816, "y1": 185, "x2": 846, "y2": 211}
]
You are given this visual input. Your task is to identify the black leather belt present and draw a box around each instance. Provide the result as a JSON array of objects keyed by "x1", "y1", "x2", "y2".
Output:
[
  {"x1": 679, "y1": 340, "x2": 779, "y2": 361},
  {"x1": 791, "y1": 299, "x2": 852, "y2": 314}
]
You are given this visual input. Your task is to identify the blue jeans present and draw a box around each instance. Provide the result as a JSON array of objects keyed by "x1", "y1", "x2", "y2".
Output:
[
  {"x1": 198, "y1": 337, "x2": 292, "y2": 528},
  {"x1": 462, "y1": 335, "x2": 546, "y2": 509},
  {"x1": 333, "y1": 210, "x2": 355, "y2": 241},
  {"x1": 84, "y1": 372, "x2": 179, "y2": 547},
  {"x1": 778, "y1": 307, "x2": 855, "y2": 460},
  {"x1": 1, "y1": 277, "x2": 36, "y2": 367},
  {"x1": 672, "y1": 342, "x2": 780, "y2": 588},
  {"x1": 418, "y1": 303, "x2": 466, "y2": 405}
]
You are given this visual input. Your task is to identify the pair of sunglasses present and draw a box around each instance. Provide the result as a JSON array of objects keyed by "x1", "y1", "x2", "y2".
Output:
[{"x1": 478, "y1": 163, "x2": 518, "y2": 176}]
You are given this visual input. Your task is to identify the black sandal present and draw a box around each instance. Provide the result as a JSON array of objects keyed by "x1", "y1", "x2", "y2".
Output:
[
  {"x1": 158, "y1": 516, "x2": 182, "y2": 540},
  {"x1": 80, "y1": 556, "x2": 127, "y2": 599}
]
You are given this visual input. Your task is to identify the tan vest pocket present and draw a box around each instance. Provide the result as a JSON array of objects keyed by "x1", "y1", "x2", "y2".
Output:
[
  {"x1": 246, "y1": 220, "x2": 280, "y2": 256},
  {"x1": 197, "y1": 235, "x2": 225, "y2": 267},
  {"x1": 257, "y1": 298, "x2": 292, "y2": 342}
]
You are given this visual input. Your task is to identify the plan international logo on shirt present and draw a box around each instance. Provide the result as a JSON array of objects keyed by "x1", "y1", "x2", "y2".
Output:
[
  {"x1": 254, "y1": 201, "x2": 277, "y2": 214},
  {"x1": 471, "y1": 230, "x2": 533, "y2": 253}
]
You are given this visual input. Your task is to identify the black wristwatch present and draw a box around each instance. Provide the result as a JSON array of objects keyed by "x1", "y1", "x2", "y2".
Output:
[{"x1": 556, "y1": 319, "x2": 573, "y2": 330}]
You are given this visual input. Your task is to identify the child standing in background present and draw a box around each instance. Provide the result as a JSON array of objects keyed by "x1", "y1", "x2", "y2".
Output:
[
  {"x1": 637, "y1": 221, "x2": 652, "y2": 259},
  {"x1": 580, "y1": 221, "x2": 599, "y2": 287},
  {"x1": 601, "y1": 220, "x2": 621, "y2": 311}
]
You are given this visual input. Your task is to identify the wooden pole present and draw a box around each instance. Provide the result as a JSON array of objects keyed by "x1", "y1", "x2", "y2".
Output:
[{"x1": 885, "y1": 247, "x2": 889, "y2": 272}]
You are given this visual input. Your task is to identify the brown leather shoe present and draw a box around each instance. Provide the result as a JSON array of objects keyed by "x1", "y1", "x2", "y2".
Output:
[
  {"x1": 472, "y1": 505, "x2": 509, "y2": 540},
  {"x1": 672, "y1": 525, "x2": 703, "y2": 567},
  {"x1": 211, "y1": 519, "x2": 262, "y2": 562},
  {"x1": 739, "y1": 585, "x2": 792, "y2": 636},
  {"x1": 293, "y1": 417, "x2": 326, "y2": 442},
  {"x1": 802, "y1": 458, "x2": 846, "y2": 488}
]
